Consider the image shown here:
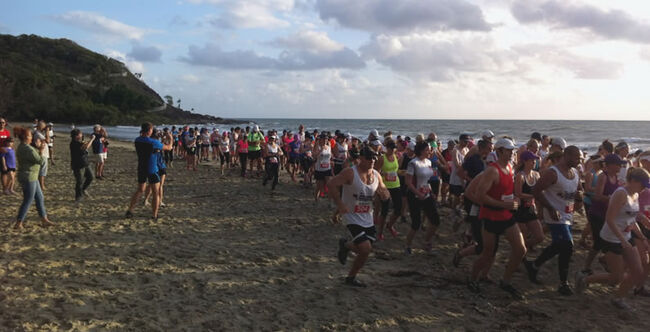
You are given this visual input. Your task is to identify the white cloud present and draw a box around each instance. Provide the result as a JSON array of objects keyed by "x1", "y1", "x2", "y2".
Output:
[
  {"x1": 52, "y1": 11, "x2": 151, "y2": 40},
  {"x1": 128, "y1": 43, "x2": 162, "y2": 62},
  {"x1": 513, "y1": 44, "x2": 624, "y2": 79},
  {"x1": 267, "y1": 30, "x2": 344, "y2": 52},
  {"x1": 182, "y1": 74, "x2": 201, "y2": 83},
  {"x1": 511, "y1": 0, "x2": 650, "y2": 44},
  {"x1": 189, "y1": 0, "x2": 294, "y2": 29},
  {"x1": 105, "y1": 50, "x2": 146, "y2": 73},
  {"x1": 316, "y1": 0, "x2": 492, "y2": 33}
]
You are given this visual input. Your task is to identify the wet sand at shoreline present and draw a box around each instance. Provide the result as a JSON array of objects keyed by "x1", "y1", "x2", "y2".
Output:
[{"x1": 0, "y1": 132, "x2": 648, "y2": 331}]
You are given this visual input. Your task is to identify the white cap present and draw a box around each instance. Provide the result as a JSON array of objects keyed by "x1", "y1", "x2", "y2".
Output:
[
  {"x1": 370, "y1": 129, "x2": 379, "y2": 138},
  {"x1": 639, "y1": 155, "x2": 650, "y2": 163},
  {"x1": 407, "y1": 141, "x2": 416, "y2": 150},
  {"x1": 494, "y1": 138, "x2": 516, "y2": 150},
  {"x1": 370, "y1": 139, "x2": 382, "y2": 147},
  {"x1": 480, "y1": 130, "x2": 495, "y2": 139},
  {"x1": 551, "y1": 137, "x2": 567, "y2": 149},
  {"x1": 253, "y1": 125, "x2": 260, "y2": 132},
  {"x1": 486, "y1": 151, "x2": 498, "y2": 163},
  {"x1": 47, "y1": 122, "x2": 54, "y2": 126}
]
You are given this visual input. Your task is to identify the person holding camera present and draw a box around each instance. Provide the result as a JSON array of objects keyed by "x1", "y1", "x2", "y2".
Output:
[{"x1": 70, "y1": 129, "x2": 95, "y2": 202}]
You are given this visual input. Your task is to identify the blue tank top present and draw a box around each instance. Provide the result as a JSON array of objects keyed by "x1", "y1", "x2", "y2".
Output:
[{"x1": 588, "y1": 171, "x2": 619, "y2": 217}]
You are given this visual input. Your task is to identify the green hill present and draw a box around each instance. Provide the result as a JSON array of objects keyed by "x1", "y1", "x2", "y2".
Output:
[{"x1": 0, "y1": 34, "x2": 231, "y2": 125}]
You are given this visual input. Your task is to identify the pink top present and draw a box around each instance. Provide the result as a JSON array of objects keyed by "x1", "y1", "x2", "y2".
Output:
[
  {"x1": 237, "y1": 140, "x2": 249, "y2": 153},
  {"x1": 639, "y1": 188, "x2": 650, "y2": 218}
]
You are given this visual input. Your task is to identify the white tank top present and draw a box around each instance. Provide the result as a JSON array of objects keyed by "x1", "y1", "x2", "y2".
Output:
[
  {"x1": 334, "y1": 142, "x2": 348, "y2": 163},
  {"x1": 541, "y1": 166, "x2": 579, "y2": 225},
  {"x1": 600, "y1": 187, "x2": 639, "y2": 243},
  {"x1": 316, "y1": 145, "x2": 332, "y2": 171},
  {"x1": 220, "y1": 138, "x2": 230, "y2": 152},
  {"x1": 342, "y1": 166, "x2": 380, "y2": 227},
  {"x1": 267, "y1": 144, "x2": 280, "y2": 164}
]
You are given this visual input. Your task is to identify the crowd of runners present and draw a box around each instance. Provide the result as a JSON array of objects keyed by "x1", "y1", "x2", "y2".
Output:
[{"x1": 2, "y1": 117, "x2": 649, "y2": 310}]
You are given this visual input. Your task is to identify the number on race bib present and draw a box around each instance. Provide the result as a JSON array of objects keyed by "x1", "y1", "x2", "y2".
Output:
[
  {"x1": 354, "y1": 205, "x2": 371, "y2": 213},
  {"x1": 565, "y1": 203, "x2": 575, "y2": 214},
  {"x1": 270, "y1": 157, "x2": 278, "y2": 164},
  {"x1": 320, "y1": 163, "x2": 329, "y2": 168},
  {"x1": 386, "y1": 172, "x2": 397, "y2": 182}
]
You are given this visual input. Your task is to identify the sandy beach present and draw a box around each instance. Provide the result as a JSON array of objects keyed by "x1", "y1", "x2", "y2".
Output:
[{"x1": 0, "y1": 132, "x2": 648, "y2": 331}]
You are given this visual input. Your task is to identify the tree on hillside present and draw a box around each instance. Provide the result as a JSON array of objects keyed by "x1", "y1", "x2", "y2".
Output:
[
  {"x1": 164, "y1": 95, "x2": 173, "y2": 105},
  {"x1": 177, "y1": 98, "x2": 181, "y2": 109}
]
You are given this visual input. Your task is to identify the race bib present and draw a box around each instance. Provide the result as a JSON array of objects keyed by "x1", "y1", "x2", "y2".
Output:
[
  {"x1": 270, "y1": 157, "x2": 278, "y2": 164},
  {"x1": 470, "y1": 204, "x2": 479, "y2": 217},
  {"x1": 524, "y1": 199, "x2": 534, "y2": 208},
  {"x1": 432, "y1": 169, "x2": 438, "y2": 177},
  {"x1": 385, "y1": 172, "x2": 397, "y2": 182},
  {"x1": 644, "y1": 206, "x2": 650, "y2": 218},
  {"x1": 624, "y1": 222, "x2": 635, "y2": 233},
  {"x1": 320, "y1": 162, "x2": 330, "y2": 169},
  {"x1": 354, "y1": 204, "x2": 371, "y2": 213},
  {"x1": 418, "y1": 185, "x2": 432, "y2": 197},
  {"x1": 501, "y1": 194, "x2": 514, "y2": 202},
  {"x1": 565, "y1": 202, "x2": 575, "y2": 214}
]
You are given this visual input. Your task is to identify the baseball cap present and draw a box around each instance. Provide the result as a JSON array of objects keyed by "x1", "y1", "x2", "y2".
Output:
[
  {"x1": 253, "y1": 125, "x2": 260, "y2": 132},
  {"x1": 407, "y1": 141, "x2": 416, "y2": 150},
  {"x1": 369, "y1": 129, "x2": 379, "y2": 138},
  {"x1": 615, "y1": 141, "x2": 630, "y2": 150},
  {"x1": 480, "y1": 130, "x2": 495, "y2": 140},
  {"x1": 521, "y1": 151, "x2": 540, "y2": 161},
  {"x1": 486, "y1": 151, "x2": 498, "y2": 164},
  {"x1": 551, "y1": 137, "x2": 567, "y2": 149},
  {"x1": 604, "y1": 154, "x2": 626, "y2": 165},
  {"x1": 494, "y1": 138, "x2": 516, "y2": 150},
  {"x1": 47, "y1": 122, "x2": 54, "y2": 126},
  {"x1": 531, "y1": 132, "x2": 542, "y2": 141},
  {"x1": 459, "y1": 133, "x2": 472, "y2": 142}
]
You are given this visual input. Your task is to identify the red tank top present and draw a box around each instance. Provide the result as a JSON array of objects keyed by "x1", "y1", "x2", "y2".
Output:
[{"x1": 479, "y1": 163, "x2": 514, "y2": 221}]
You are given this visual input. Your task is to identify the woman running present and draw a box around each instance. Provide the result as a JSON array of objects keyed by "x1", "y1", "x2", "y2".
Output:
[
  {"x1": 575, "y1": 168, "x2": 650, "y2": 310},
  {"x1": 333, "y1": 133, "x2": 349, "y2": 176},
  {"x1": 375, "y1": 138, "x2": 402, "y2": 241},
  {"x1": 300, "y1": 134, "x2": 314, "y2": 187},
  {"x1": 237, "y1": 134, "x2": 249, "y2": 177},
  {"x1": 13, "y1": 126, "x2": 54, "y2": 229},
  {"x1": 579, "y1": 155, "x2": 604, "y2": 247},
  {"x1": 313, "y1": 134, "x2": 332, "y2": 202},
  {"x1": 263, "y1": 135, "x2": 282, "y2": 190},
  {"x1": 404, "y1": 141, "x2": 440, "y2": 254},
  {"x1": 514, "y1": 151, "x2": 544, "y2": 250},
  {"x1": 219, "y1": 132, "x2": 231, "y2": 175},
  {"x1": 210, "y1": 129, "x2": 220, "y2": 161}
]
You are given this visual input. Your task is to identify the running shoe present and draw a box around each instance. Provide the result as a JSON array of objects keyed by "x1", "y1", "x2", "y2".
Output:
[
  {"x1": 522, "y1": 260, "x2": 542, "y2": 284},
  {"x1": 377, "y1": 234, "x2": 385, "y2": 242},
  {"x1": 345, "y1": 276, "x2": 367, "y2": 288},
  {"x1": 574, "y1": 271, "x2": 587, "y2": 294},
  {"x1": 452, "y1": 249, "x2": 462, "y2": 268},
  {"x1": 337, "y1": 238, "x2": 349, "y2": 265},
  {"x1": 499, "y1": 280, "x2": 524, "y2": 300},
  {"x1": 611, "y1": 298, "x2": 633, "y2": 311},
  {"x1": 468, "y1": 280, "x2": 480, "y2": 293},
  {"x1": 388, "y1": 226, "x2": 399, "y2": 237},
  {"x1": 633, "y1": 286, "x2": 650, "y2": 297},
  {"x1": 557, "y1": 283, "x2": 573, "y2": 296}
]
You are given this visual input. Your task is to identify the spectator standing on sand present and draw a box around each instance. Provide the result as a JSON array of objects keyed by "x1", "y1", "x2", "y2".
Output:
[
  {"x1": 69, "y1": 128, "x2": 95, "y2": 202},
  {"x1": 33, "y1": 121, "x2": 50, "y2": 190},
  {"x1": 91, "y1": 124, "x2": 107, "y2": 179},
  {"x1": 13, "y1": 126, "x2": 54, "y2": 229}
]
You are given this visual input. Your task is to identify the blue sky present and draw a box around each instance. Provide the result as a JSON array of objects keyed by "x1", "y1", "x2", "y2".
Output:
[{"x1": 2, "y1": 0, "x2": 650, "y2": 120}]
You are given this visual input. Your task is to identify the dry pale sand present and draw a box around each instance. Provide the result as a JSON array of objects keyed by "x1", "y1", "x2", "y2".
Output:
[{"x1": 0, "y1": 133, "x2": 649, "y2": 331}]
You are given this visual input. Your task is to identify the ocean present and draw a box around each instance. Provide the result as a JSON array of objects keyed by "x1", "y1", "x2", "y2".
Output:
[{"x1": 73, "y1": 119, "x2": 650, "y2": 154}]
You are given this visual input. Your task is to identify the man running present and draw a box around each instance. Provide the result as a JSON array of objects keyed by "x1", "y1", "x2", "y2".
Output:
[
  {"x1": 469, "y1": 138, "x2": 527, "y2": 299},
  {"x1": 248, "y1": 125, "x2": 264, "y2": 176},
  {"x1": 330, "y1": 146, "x2": 390, "y2": 287},
  {"x1": 125, "y1": 123, "x2": 163, "y2": 220},
  {"x1": 524, "y1": 146, "x2": 582, "y2": 295}
]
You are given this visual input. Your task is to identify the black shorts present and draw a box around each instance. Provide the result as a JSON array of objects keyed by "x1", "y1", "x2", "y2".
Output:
[
  {"x1": 186, "y1": 147, "x2": 196, "y2": 155},
  {"x1": 158, "y1": 168, "x2": 167, "y2": 177},
  {"x1": 381, "y1": 187, "x2": 403, "y2": 217},
  {"x1": 289, "y1": 156, "x2": 300, "y2": 165},
  {"x1": 173, "y1": 141, "x2": 178, "y2": 147},
  {"x1": 249, "y1": 150, "x2": 261, "y2": 160},
  {"x1": 428, "y1": 179, "x2": 440, "y2": 197},
  {"x1": 301, "y1": 156, "x2": 313, "y2": 172},
  {"x1": 138, "y1": 172, "x2": 161, "y2": 184},
  {"x1": 201, "y1": 144, "x2": 210, "y2": 148},
  {"x1": 440, "y1": 169, "x2": 450, "y2": 184},
  {"x1": 588, "y1": 212, "x2": 606, "y2": 250},
  {"x1": 314, "y1": 169, "x2": 331, "y2": 180},
  {"x1": 220, "y1": 152, "x2": 230, "y2": 164},
  {"x1": 514, "y1": 205, "x2": 538, "y2": 223},
  {"x1": 1, "y1": 167, "x2": 15, "y2": 175},
  {"x1": 601, "y1": 239, "x2": 635, "y2": 255},
  {"x1": 333, "y1": 163, "x2": 344, "y2": 175},
  {"x1": 471, "y1": 217, "x2": 499, "y2": 255},
  {"x1": 483, "y1": 217, "x2": 516, "y2": 236},
  {"x1": 450, "y1": 184, "x2": 464, "y2": 197},
  {"x1": 347, "y1": 224, "x2": 377, "y2": 244}
]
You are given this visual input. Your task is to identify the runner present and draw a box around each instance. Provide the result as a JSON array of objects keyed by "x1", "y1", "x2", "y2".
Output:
[
  {"x1": 330, "y1": 146, "x2": 389, "y2": 287},
  {"x1": 333, "y1": 133, "x2": 349, "y2": 176},
  {"x1": 469, "y1": 138, "x2": 526, "y2": 299},
  {"x1": 514, "y1": 151, "x2": 544, "y2": 251},
  {"x1": 404, "y1": 141, "x2": 441, "y2": 254},
  {"x1": 615, "y1": 141, "x2": 631, "y2": 185},
  {"x1": 300, "y1": 134, "x2": 314, "y2": 187},
  {"x1": 524, "y1": 146, "x2": 582, "y2": 295},
  {"x1": 286, "y1": 131, "x2": 301, "y2": 182},
  {"x1": 219, "y1": 132, "x2": 231, "y2": 175},
  {"x1": 162, "y1": 128, "x2": 174, "y2": 168},
  {"x1": 210, "y1": 129, "x2": 220, "y2": 161},
  {"x1": 200, "y1": 128, "x2": 211, "y2": 162},
  {"x1": 440, "y1": 140, "x2": 456, "y2": 206},
  {"x1": 248, "y1": 125, "x2": 264, "y2": 176},
  {"x1": 375, "y1": 138, "x2": 402, "y2": 241},
  {"x1": 635, "y1": 152, "x2": 650, "y2": 295},
  {"x1": 1, "y1": 137, "x2": 17, "y2": 195},
  {"x1": 237, "y1": 134, "x2": 249, "y2": 177},
  {"x1": 125, "y1": 123, "x2": 163, "y2": 220},
  {"x1": 263, "y1": 135, "x2": 282, "y2": 191},
  {"x1": 313, "y1": 134, "x2": 332, "y2": 202},
  {"x1": 575, "y1": 168, "x2": 650, "y2": 310},
  {"x1": 582, "y1": 154, "x2": 625, "y2": 273}
]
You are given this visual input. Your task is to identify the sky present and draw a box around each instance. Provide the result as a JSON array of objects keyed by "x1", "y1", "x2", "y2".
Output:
[{"x1": 2, "y1": 0, "x2": 650, "y2": 120}]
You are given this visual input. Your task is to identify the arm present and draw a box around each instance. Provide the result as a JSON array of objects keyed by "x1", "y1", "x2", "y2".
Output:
[
  {"x1": 532, "y1": 168, "x2": 559, "y2": 221},
  {"x1": 374, "y1": 155, "x2": 383, "y2": 172},
  {"x1": 604, "y1": 190, "x2": 632, "y2": 247},
  {"x1": 81, "y1": 135, "x2": 96, "y2": 150},
  {"x1": 327, "y1": 168, "x2": 354, "y2": 214},
  {"x1": 376, "y1": 172, "x2": 390, "y2": 201},
  {"x1": 1, "y1": 156, "x2": 6, "y2": 171},
  {"x1": 593, "y1": 173, "x2": 609, "y2": 203},
  {"x1": 584, "y1": 171, "x2": 595, "y2": 194}
]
